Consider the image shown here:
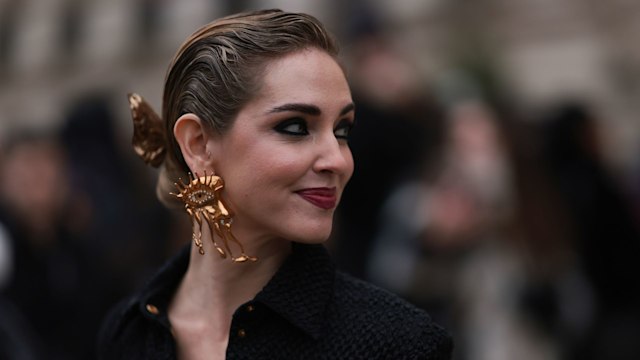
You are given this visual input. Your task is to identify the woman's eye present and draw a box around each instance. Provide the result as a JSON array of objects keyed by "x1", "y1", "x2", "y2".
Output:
[
  {"x1": 334, "y1": 120, "x2": 354, "y2": 140},
  {"x1": 274, "y1": 118, "x2": 309, "y2": 136}
]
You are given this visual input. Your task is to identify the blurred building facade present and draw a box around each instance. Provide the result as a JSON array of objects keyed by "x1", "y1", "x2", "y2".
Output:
[{"x1": 1, "y1": 0, "x2": 639, "y2": 176}]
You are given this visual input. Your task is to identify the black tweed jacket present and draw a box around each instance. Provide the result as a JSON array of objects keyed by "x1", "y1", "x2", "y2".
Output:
[{"x1": 98, "y1": 243, "x2": 452, "y2": 359}]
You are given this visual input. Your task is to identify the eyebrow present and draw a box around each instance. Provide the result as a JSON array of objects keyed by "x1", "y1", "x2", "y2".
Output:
[
  {"x1": 340, "y1": 103, "x2": 356, "y2": 116},
  {"x1": 267, "y1": 102, "x2": 355, "y2": 117}
]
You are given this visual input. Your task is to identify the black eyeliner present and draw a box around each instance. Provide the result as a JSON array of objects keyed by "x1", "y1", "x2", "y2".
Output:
[
  {"x1": 334, "y1": 118, "x2": 354, "y2": 140},
  {"x1": 273, "y1": 118, "x2": 309, "y2": 136}
]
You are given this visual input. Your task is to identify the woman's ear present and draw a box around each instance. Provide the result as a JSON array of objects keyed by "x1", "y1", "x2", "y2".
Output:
[{"x1": 173, "y1": 113, "x2": 215, "y2": 173}]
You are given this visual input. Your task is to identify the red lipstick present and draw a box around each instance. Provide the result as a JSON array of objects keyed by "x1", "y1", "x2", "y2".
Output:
[{"x1": 296, "y1": 187, "x2": 337, "y2": 210}]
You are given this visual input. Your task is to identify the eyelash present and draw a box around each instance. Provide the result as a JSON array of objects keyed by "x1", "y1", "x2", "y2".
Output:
[{"x1": 273, "y1": 118, "x2": 354, "y2": 140}]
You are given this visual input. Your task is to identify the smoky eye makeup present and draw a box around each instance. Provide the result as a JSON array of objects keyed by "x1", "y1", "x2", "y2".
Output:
[
  {"x1": 334, "y1": 118, "x2": 354, "y2": 140},
  {"x1": 273, "y1": 118, "x2": 309, "y2": 136}
]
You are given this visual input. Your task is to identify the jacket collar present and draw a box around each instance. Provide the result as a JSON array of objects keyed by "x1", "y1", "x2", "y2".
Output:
[
  {"x1": 255, "y1": 242, "x2": 335, "y2": 340},
  {"x1": 134, "y1": 242, "x2": 335, "y2": 340}
]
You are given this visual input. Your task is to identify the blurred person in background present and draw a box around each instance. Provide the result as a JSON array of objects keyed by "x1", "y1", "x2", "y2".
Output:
[
  {"x1": 366, "y1": 98, "x2": 607, "y2": 360},
  {"x1": 0, "y1": 131, "x2": 92, "y2": 359},
  {"x1": 59, "y1": 94, "x2": 176, "y2": 308},
  {"x1": 366, "y1": 99, "x2": 556, "y2": 360},
  {"x1": 539, "y1": 102, "x2": 640, "y2": 360},
  {"x1": 0, "y1": 95, "x2": 177, "y2": 359}
]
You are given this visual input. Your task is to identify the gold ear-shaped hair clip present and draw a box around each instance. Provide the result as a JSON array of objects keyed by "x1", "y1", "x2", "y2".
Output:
[
  {"x1": 172, "y1": 171, "x2": 258, "y2": 263},
  {"x1": 128, "y1": 93, "x2": 166, "y2": 168}
]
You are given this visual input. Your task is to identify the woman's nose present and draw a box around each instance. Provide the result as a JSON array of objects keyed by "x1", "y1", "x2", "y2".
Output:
[{"x1": 312, "y1": 135, "x2": 353, "y2": 176}]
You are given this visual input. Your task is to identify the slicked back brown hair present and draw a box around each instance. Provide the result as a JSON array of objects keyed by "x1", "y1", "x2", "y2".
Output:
[{"x1": 157, "y1": 9, "x2": 339, "y2": 207}]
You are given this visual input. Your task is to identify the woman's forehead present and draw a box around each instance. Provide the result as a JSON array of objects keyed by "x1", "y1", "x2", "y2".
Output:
[{"x1": 256, "y1": 49, "x2": 350, "y2": 103}]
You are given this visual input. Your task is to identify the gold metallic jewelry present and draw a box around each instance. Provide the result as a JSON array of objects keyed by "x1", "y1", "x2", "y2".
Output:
[
  {"x1": 128, "y1": 93, "x2": 166, "y2": 168},
  {"x1": 172, "y1": 172, "x2": 257, "y2": 263}
]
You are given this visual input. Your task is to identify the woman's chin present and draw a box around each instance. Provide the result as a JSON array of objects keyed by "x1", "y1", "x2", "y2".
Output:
[
  {"x1": 287, "y1": 226, "x2": 332, "y2": 244},
  {"x1": 270, "y1": 214, "x2": 332, "y2": 244}
]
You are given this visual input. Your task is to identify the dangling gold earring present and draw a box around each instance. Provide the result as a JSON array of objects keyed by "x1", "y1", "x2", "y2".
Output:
[{"x1": 172, "y1": 171, "x2": 257, "y2": 263}]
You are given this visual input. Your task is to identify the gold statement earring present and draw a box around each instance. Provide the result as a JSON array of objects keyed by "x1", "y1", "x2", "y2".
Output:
[
  {"x1": 127, "y1": 93, "x2": 255, "y2": 262},
  {"x1": 172, "y1": 171, "x2": 257, "y2": 263}
]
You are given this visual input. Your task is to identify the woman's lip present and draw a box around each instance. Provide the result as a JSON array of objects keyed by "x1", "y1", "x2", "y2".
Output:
[{"x1": 296, "y1": 187, "x2": 337, "y2": 210}]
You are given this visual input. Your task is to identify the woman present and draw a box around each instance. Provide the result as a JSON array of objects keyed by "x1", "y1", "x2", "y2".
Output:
[{"x1": 98, "y1": 9, "x2": 452, "y2": 359}]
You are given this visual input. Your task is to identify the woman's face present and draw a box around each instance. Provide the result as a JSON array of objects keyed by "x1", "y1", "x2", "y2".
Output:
[{"x1": 210, "y1": 48, "x2": 355, "y2": 244}]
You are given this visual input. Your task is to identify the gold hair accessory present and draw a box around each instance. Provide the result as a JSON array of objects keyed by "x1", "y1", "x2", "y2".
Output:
[
  {"x1": 128, "y1": 93, "x2": 166, "y2": 168},
  {"x1": 172, "y1": 171, "x2": 257, "y2": 263}
]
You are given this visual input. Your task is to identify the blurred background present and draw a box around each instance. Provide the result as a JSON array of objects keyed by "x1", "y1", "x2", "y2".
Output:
[{"x1": 1, "y1": 0, "x2": 639, "y2": 359}]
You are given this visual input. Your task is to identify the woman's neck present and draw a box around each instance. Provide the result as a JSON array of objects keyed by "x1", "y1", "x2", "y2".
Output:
[{"x1": 168, "y1": 226, "x2": 291, "y2": 337}]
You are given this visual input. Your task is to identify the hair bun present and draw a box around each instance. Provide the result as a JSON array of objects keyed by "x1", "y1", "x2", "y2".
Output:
[{"x1": 128, "y1": 93, "x2": 166, "y2": 168}]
